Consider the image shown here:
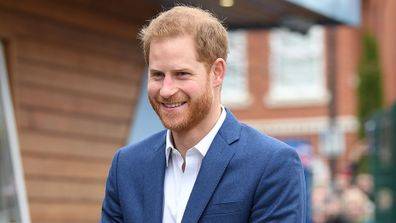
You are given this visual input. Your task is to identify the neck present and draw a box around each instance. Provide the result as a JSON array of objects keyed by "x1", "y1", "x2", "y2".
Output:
[{"x1": 171, "y1": 104, "x2": 222, "y2": 158}]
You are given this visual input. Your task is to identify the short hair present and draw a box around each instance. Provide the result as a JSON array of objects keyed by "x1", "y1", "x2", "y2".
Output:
[{"x1": 138, "y1": 5, "x2": 228, "y2": 69}]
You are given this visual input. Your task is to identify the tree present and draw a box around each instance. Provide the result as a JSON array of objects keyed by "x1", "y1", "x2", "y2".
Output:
[{"x1": 357, "y1": 33, "x2": 383, "y2": 139}]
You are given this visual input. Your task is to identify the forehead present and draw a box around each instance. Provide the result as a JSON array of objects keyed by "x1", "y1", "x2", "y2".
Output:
[
  {"x1": 148, "y1": 35, "x2": 200, "y2": 68},
  {"x1": 150, "y1": 34, "x2": 196, "y2": 53}
]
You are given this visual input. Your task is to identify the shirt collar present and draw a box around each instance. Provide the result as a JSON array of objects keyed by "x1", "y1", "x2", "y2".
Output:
[{"x1": 165, "y1": 106, "x2": 227, "y2": 166}]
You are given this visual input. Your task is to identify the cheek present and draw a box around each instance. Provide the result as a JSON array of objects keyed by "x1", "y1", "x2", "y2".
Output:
[
  {"x1": 147, "y1": 83, "x2": 159, "y2": 95},
  {"x1": 187, "y1": 79, "x2": 209, "y2": 95},
  {"x1": 181, "y1": 85, "x2": 200, "y2": 98}
]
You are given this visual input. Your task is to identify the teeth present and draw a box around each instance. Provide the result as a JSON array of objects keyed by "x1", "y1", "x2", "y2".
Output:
[{"x1": 163, "y1": 102, "x2": 183, "y2": 108}]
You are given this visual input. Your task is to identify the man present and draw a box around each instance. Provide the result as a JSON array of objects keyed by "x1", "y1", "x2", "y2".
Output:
[{"x1": 101, "y1": 5, "x2": 306, "y2": 223}]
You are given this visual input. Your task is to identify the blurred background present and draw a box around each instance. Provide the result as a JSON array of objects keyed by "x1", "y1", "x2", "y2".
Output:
[{"x1": 0, "y1": 0, "x2": 395, "y2": 222}]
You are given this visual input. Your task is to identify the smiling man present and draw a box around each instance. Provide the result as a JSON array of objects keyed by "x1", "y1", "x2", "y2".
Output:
[{"x1": 100, "y1": 6, "x2": 306, "y2": 223}]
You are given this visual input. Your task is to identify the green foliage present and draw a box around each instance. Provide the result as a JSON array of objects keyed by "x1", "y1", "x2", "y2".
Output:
[
  {"x1": 357, "y1": 154, "x2": 370, "y2": 174},
  {"x1": 357, "y1": 33, "x2": 383, "y2": 138}
]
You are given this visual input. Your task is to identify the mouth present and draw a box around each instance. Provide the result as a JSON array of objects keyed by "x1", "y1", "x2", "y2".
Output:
[
  {"x1": 161, "y1": 101, "x2": 186, "y2": 109},
  {"x1": 161, "y1": 101, "x2": 187, "y2": 112}
]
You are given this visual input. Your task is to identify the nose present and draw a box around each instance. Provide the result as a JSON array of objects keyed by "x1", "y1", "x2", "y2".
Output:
[{"x1": 160, "y1": 75, "x2": 178, "y2": 98}]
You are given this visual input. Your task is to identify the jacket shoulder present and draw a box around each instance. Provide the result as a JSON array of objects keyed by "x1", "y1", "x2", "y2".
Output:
[
  {"x1": 234, "y1": 123, "x2": 300, "y2": 166},
  {"x1": 117, "y1": 130, "x2": 166, "y2": 161},
  {"x1": 240, "y1": 124, "x2": 292, "y2": 151}
]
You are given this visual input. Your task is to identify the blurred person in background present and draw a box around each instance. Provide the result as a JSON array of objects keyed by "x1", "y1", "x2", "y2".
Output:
[
  {"x1": 355, "y1": 173, "x2": 374, "y2": 201},
  {"x1": 325, "y1": 195, "x2": 350, "y2": 223},
  {"x1": 341, "y1": 186, "x2": 374, "y2": 223},
  {"x1": 312, "y1": 185, "x2": 329, "y2": 223}
]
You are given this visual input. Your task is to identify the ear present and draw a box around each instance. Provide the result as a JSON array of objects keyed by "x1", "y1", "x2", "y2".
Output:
[{"x1": 211, "y1": 58, "x2": 226, "y2": 88}]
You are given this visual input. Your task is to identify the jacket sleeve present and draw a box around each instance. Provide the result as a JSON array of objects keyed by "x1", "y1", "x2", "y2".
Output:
[
  {"x1": 100, "y1": 150, "x2": 124, "y2": 223},
  {"x1": 249, "y1": 147, "x2": 306, "y2": 223}
]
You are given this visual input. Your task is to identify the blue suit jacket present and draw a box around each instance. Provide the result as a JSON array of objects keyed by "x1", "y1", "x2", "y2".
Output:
[{"x1": 101, "y1": 111, "x2": 306, "y2": 223}]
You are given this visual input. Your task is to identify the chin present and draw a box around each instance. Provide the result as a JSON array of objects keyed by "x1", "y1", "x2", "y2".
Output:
[{"x1": 160, "y1": 116, "x2": 192, "y2": 132}]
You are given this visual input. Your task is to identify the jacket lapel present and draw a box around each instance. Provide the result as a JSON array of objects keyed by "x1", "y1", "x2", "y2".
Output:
[
  {"x1": 181, "y1": 111, "x2": 241, "y2": 223},
  {"x1": 143, "y1": 139, "x2": 166, "y2": 223}
]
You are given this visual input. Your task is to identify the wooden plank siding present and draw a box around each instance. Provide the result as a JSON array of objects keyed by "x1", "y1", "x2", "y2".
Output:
[{"x1": 0, "y1": 0, "x2": 157, "y2": 222}]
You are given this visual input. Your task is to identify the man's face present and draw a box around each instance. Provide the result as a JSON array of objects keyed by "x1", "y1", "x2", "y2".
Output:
[{"x1": 147, "y1": 35, "x2": 214, "y2": 132}]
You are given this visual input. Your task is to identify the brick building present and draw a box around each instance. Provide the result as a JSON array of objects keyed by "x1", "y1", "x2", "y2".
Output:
[
  {"x1": 226, "y1": 26, "x2": 360, "y2": 170},
  {"x1": 225, "y1": 0, "x2": 395, "y2": 173}
]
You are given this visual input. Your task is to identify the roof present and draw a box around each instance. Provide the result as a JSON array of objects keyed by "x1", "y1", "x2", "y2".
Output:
[{"x1": 155, "y1": 0, "x2": 360, "y2": 31}]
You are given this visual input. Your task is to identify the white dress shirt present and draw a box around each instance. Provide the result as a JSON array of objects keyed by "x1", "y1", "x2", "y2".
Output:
[{"x1": 162, "y1": 107, "x2": 227, "y2": 223}]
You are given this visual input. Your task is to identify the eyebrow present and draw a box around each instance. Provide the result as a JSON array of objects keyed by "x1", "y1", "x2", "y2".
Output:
[
  {"x1": 149, "y1": 68, "x2": 193, "y2": 73},
  {"x1": 149, "y1": 68, "x2": 162, "y2": 73},
  {"x1": 173, "y1": 68, "x2": 192, "y2": 73}
]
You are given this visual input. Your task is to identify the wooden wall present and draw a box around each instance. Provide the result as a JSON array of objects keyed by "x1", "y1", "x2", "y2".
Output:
[{"x1": 0, "y1": 0, "x2": 156, "y2": 222}]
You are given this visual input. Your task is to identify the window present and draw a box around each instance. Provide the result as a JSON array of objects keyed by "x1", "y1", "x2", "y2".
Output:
[
  {"x1": 266, "y1": 26, "x2": 328, "y2": 107},
  {"x1": 221, "y1": 30, "x2": 250, "y2": 108},
  {"x1": 0, "y1": 42, "x2": 30, "y2": 223}
]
